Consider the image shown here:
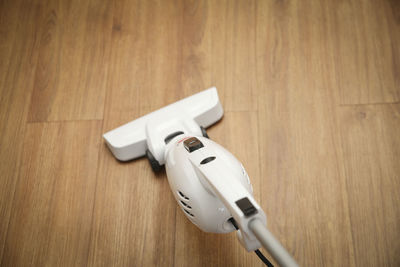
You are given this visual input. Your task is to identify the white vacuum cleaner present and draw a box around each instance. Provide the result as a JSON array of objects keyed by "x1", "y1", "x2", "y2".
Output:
[{"x1": 103, "y1": 87, "x2": 298, "y2": 267}]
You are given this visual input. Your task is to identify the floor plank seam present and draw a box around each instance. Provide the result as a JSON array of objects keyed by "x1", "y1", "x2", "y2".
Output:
[
  {"x1": 26, "y1": 119, "x2": 103, "y2": 124},
  {"x1": 339, "y1": 101, "x2": 400, "y2": 107},
  {"x1": 84, "y1": 120, "x2": 104, "y2": 267}
]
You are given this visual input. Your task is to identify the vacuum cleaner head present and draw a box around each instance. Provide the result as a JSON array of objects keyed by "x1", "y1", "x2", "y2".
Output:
[{"x1": 103, "y1": 87, "x2": 223, "y2": 164}]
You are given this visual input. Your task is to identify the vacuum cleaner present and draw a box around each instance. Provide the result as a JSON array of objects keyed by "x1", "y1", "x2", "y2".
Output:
[{"x1": 103, "y1": 87, "x2": 298, "y2": 267}]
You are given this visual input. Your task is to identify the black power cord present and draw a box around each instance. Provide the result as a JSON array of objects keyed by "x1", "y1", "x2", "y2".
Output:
[
  {"x1": 228, "y1": 218, "x2": 274, "y2": 267},
  {"x1": 255, "y1": 249, "x2": 274, "y2": 267}
]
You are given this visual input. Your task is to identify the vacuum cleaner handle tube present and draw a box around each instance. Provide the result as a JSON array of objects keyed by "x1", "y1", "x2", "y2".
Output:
[{"x1": 249, "y1": 219, "x2": 299, "y2": 267}]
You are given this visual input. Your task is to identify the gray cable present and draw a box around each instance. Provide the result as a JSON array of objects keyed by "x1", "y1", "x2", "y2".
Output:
[{"x1": 249, "y1": 219, "x2": 299, "y2": 267}]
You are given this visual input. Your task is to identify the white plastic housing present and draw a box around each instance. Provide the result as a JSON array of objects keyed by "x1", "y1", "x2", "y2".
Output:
[
  {"x1": 165, "y1": 134, "x2": 266, "y2": 251},
  {"x1": 103, "y1": 87, "x2": 223, "y2": 162}
]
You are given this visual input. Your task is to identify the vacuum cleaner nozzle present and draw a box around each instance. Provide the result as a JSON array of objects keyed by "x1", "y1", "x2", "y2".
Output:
[{"x1": 103, "y1": 87, "x2": 223, "y2": 163}]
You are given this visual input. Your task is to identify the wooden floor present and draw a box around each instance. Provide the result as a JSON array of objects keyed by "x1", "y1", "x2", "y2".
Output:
[{"x1": 0, "y1": 0, "x2": 399, "y2": 266}]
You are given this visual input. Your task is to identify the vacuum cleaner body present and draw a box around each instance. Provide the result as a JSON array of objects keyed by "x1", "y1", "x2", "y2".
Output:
[
  {"x1": 164, "y1": 134, "x2": 254, "y2": 234},
  {"x1": 103, "y1": 87, "x2": 266, "y2": 251},
  {"x1": 104, "y1": 87, "x2": 298, "y2": 266}
]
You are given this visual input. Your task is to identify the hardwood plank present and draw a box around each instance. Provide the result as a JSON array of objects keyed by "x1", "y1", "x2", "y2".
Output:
[
  {"x1": 331, "y1": 0, "x2": 399, "y2": 104},
  {"x1": 2, "y1": 121, "x2": 102, "y2": 266},
  {"x1": 101, "y1": 0, "x2": 185, "y2": 132},
  {"x1": 27, "y1": 0, "x2": 113, "y2": 122},
  {"x1": 0, "y1": 0, "x2": 21, "y2": 82},
  {"x1": 173, "y1": 111, "x2": 264, "y2": 267},
  {"x1": 181, "y1": 0, "x2": 258, "y2": 112},
  {"x1": 256, "y1": 1, "x2": 356, "y2": 265},
  {"x1": 88, "y1": 2, "x2": 181, "y2": 265},
  {"x1": 338, "y1": 104, "x2": 400, "y2": 267},
  {"x1": 0, "y1": 0, "x2": 42, "y2": 261},
  {"x1": 87, "y1": 148, "x2": 176, "y2": 266}
]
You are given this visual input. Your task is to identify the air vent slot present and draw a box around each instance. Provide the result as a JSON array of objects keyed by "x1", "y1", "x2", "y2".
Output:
[
  {"x1": 178, "y1": 191, "x2": 189, "y2": 200},
  {"x1": 180, "y1": 200, "x2": 192, "y2": 209},
  {"x1": 184, "y1": 209, "x2": 195, "y2": 217},
  {"x1": 200, "y1": 156, "x2": 216, "y2": 165}
]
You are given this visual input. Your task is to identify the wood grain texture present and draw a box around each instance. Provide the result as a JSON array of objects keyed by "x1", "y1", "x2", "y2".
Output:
[
  {"x1": 338, "y1": 104, "x2": 400, "y2": 266},
  {"x1": 0, "y1": 0, "x2": 399, "y2": 266},
  {"x1": 255, "y1": 1, "x2": 357, "y2": 266},
  {"x1": 27, "y1": 0, "x2": 113, "y2": 122},
  {"x1": 87, "y1": 148, "x2": 176, "y2": 266},
  {"x1": 0, "y1": 0, "x2": 42, "y2": 260},
  {"x1": 180, "y1": 0, "x2": 258, "y2": 112},
  {"x1": 2, "y1": 121, "x2": 102, "y2": 266},
  {"x1": 331, "y1": 0, "x2": 400, "y2": 104}
]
